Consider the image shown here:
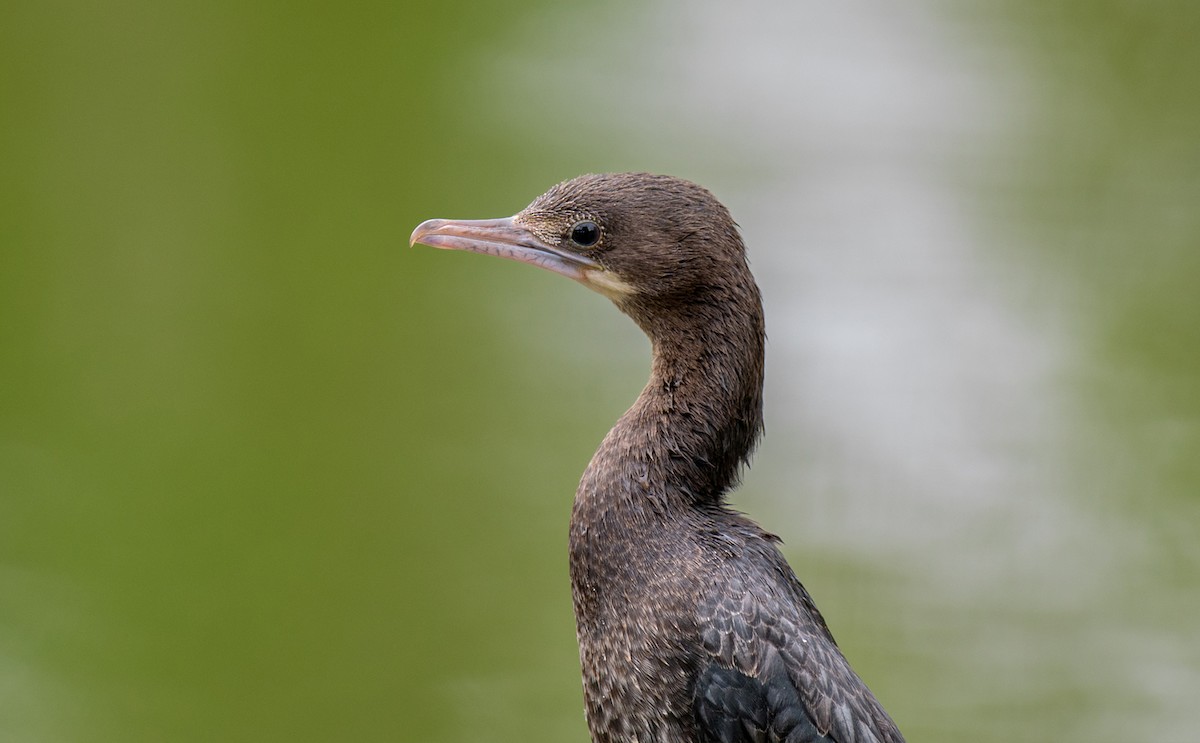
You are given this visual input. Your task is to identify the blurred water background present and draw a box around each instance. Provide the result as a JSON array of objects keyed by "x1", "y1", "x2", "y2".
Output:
[{"x1": 2, "y1": 1, "x2": 1198, "y2": 741}]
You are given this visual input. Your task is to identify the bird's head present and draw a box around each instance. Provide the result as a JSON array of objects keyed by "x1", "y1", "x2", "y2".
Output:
[{"x1": 410, "y1": 173, "x2": 750, "y2": 313}]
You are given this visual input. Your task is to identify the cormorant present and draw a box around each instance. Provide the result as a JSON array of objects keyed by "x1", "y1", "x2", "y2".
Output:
[{"x1": 411, "y1": 173, "x2": 905, "y2": 743}]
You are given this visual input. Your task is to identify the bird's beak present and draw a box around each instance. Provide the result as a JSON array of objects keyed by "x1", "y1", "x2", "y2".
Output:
[{"x1": 410, "y1": 216, "x2": 600, "y2": 283}]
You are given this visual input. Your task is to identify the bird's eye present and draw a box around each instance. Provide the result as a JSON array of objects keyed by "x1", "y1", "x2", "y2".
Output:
[{"x1": 569, "y1": 220, "x2": 601, "y2": 248}]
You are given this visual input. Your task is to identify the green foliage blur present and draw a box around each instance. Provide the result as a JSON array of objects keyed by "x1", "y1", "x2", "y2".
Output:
[{"x1": 0, "y1": 2, "x2": 600, "y2": 740}]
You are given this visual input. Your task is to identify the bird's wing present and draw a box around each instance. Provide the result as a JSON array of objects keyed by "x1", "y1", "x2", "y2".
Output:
[{"x1": 693, "y1": 544, "x2": 904, "y2": 743}]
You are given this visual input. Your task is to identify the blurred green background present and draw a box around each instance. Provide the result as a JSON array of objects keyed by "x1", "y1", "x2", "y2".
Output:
[{"x1": 1, "y1": 1, "x2": 1197, "y2": 741}]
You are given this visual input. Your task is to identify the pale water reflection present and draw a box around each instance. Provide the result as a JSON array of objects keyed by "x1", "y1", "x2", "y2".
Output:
[{"x1": 491, "y1": 1, "x2": 1199, "y2": 741}]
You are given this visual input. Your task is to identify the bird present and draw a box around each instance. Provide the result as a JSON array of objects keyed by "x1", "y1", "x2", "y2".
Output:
[{"x1": 410, "y1": 173, "x2": 906, "y2": 743}]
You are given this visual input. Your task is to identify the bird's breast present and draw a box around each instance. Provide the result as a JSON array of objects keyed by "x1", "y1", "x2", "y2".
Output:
[{"x1": 568, "y1": 492, "x2": 711, "y2": 743}]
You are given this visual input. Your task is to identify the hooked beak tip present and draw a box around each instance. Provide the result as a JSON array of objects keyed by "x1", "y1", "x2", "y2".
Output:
[{"x1": 409, "y1": 218, "x2": 444, "y2": 248}]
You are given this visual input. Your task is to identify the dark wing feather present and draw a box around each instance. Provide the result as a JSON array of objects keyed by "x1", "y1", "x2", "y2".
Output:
[
  {"x1": 695, "y1": 651, "x2": 835, "y2": 743},
  {"x1": 693, "y1": 532, "x2": 905, "y2": 743}
]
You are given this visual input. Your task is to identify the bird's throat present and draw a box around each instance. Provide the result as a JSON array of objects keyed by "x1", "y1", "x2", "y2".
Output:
[{"x1": 579, "y1": 288, "x2": 766, "y2": 514}]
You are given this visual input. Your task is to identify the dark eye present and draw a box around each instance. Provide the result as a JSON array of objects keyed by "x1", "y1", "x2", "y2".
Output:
[{"x1": 569, "y1": 220, "x2": 601, "y2": 248}]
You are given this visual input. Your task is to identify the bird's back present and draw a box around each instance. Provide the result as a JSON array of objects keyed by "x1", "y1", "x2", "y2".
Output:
[{"x1": 693, "y1": 509, "x2": 905, "y2": 743}]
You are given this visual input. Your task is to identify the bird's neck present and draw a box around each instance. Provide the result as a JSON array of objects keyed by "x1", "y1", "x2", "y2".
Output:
[{"x1": 577, "y1": 283, "x2": 766, "y2": 514}]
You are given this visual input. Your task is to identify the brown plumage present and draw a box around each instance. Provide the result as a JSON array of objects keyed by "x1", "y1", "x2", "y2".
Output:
[{"x1": 412, "y1": 173, "x2": 905, "y2": 743}]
